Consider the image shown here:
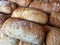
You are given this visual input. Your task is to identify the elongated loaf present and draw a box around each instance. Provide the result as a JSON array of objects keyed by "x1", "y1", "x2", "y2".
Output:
[
  {"x1": 1, "y1": 18, "x2": 45, "y2": 45},
  {"x1": 0, "y1": 1, "x2": 17, "y2": 14},
  {"x1": 11, "y1": 7, "x2": 48, "y2": 24}
]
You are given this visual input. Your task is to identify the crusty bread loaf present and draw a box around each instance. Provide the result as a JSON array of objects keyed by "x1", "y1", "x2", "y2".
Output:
[
  {"x1": 1, "y1": 18, "x2": 45, "y2": 45},
  {"x1": 46, "y1": 27, "x2": 60, "y2": 45},
  {"x1": 49, "y1": 12, "x2": 60, "y2": 27},
  {"x1": 0, "y1": 1, "x2": 17, "y2": 14},
  {"x1": 29, "y1": 1, "x2": 60, "y2": 13},
  {"x1": 11, "y1": 7, "x2": 48, "y2": 24},
  {"x1": 8, "y1": 0, "x2": 32, "y2": 7}
]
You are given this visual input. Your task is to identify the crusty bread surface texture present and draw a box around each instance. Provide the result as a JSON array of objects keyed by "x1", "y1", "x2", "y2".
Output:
[
  {"x1": 11, "y1": 7, "x2": 48, "y2": 24},
  {"x1": 1, "y1": 18, "x2": 45, "y2": 45}
]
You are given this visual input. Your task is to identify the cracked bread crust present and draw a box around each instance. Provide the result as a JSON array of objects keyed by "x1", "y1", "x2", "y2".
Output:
[
  {"x1": 11, "y1": 7, "x2": 48, "y2": 24},
  {"x1": 1, "y1": 18, "x2": 45, "y2": 45}
]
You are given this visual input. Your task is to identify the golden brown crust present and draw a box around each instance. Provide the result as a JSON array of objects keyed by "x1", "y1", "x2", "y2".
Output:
[
  {"x1": 49, "y1": 12, "x2": 60, "y2": 27},
  {"x1": 29, "y1": 1, "x2": 60, "y2": 13},
  {"x1": 46, "y1": 27, "x2": 60, "y2": 45},
  {"x1": 0, "y1": 1, "x2": 17, "y2": 14},
  {"x1": 1, "y1": 18, "x2": 45, "y2": 44},
  {"x1": 8, "y1": 0, "x2": 33, "y2": 7},
  {"x1": 11, "y1": 7, "x2": 48, "y2": 24}
]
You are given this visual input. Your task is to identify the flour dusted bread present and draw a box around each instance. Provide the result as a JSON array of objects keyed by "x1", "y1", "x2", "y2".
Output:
[
  {"x1": 46, "y1": 27, "x2": 60, "y2": 45},
  {"x1": 8, "y1": 0, "x2": 32, "y2": 7},
  {"x1": 0, "y1": 1, "x2": 17, "y2": 14},
  {"x1": 29, "y1": 1, "x2": 60, "y2": 13},
  {"x1": 11, "y1": 7, "x2": 48, "y2": 24},
  {"x1": 1, "y1": 18, "x2": 45, "y2": 44}
]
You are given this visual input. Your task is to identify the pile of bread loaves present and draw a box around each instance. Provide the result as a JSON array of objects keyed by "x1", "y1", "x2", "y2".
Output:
[{"x1": 0, "y1": 0, "x2": 60, "y2": 45}]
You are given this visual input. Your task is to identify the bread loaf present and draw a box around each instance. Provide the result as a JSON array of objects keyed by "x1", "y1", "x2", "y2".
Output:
[
  {"x1": 1, "y1": 18, "x2": 45, "y2": 45},
  {"x1": 0, "y1": 1, "x2": 17, "y2": 14},
  {"x1": 49, "y1": 12, "x2": 60, "y2": 27},
  {"x1": 11, "y1": 7, "x2": 48, "y2": 24},
  {"x1": 29, "y1": 1, "x2": 60, "y2": 13},
  {"x1": 46, "y1": 27, "x2": 60, "y2": 45}
]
